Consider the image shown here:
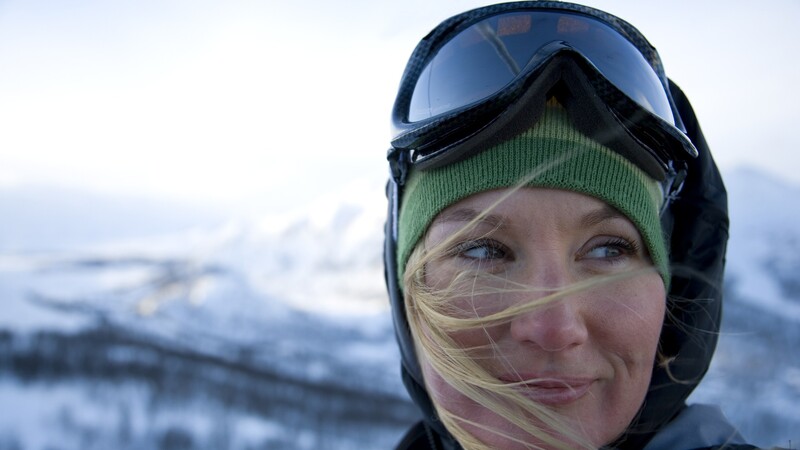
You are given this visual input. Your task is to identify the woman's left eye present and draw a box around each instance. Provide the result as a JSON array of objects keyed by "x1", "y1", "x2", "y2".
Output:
[{"x1": 582, "y1": 238, "x2": 639, "y2": 261}]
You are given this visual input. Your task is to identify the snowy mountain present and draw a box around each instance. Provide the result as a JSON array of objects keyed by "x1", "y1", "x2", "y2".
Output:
[
  {"x1": 0, "y1": 169, "x2": 798, "y2": 449},
  {"x1": 686, "y1": 168, "x2": 800, "y2": 445}
]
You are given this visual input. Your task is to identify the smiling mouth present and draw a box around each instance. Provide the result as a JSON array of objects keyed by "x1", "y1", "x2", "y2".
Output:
[{"x1": 500, "y1": 377, "x2": 594, "y2": 406}]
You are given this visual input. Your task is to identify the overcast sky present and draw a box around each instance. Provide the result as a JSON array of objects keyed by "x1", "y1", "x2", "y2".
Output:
[{"x1": 1, "y1": 0, "x2": 798, "y2": 214}]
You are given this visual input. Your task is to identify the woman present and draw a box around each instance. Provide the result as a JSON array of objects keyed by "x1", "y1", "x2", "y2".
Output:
[{"x1": 384, "y1": 2, "x2": 763, "y2": 449}]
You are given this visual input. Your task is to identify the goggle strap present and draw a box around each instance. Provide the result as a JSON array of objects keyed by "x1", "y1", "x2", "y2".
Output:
[{"x1": 388, "y1": 147, "x2": 410, "y2": 186}]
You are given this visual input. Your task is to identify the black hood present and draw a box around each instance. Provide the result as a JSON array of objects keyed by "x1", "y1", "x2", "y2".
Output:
[{"x1": 383, "y1": 81, "x2": 729, "y2": 449}]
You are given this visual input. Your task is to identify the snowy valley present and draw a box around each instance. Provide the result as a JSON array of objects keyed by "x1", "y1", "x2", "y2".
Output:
[{"x1": 0, "y1": 169, "x2": 797, "y2": 449}]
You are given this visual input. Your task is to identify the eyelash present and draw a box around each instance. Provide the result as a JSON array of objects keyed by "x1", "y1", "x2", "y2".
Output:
[
  {"x1": 581, "y1": 237, "x2": 641, "y2": 261},
  {"x1": 451, "y1": 239, "x2": 509, "y2": 262},
  {"x1": 446, "y1": 236, "x2": 641, "y2": 270}
]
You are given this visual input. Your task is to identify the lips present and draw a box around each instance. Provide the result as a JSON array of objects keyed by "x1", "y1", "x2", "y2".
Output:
[{"x1": 499, "y1": 375, "x2": 594, "y2": 406}]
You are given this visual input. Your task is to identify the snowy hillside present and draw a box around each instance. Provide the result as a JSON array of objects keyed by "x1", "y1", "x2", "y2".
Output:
[
  {"x1": 686, "y1": 167, "x2": 800, "y2": 445},
  {"x1": 0, "y1": 169, "x2": 798, "y2": 449}
]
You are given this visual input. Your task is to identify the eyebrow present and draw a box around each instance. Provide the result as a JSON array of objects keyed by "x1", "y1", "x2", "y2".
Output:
[
  {"x1": 433, "y1": 208, "x2": 507, "y2": 229},
  {"x1": 580, "y1": 204, "x2": 628, "y2": 228}
]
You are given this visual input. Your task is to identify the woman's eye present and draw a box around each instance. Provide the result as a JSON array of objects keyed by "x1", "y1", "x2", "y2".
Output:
[
  {"x1": 582, "y1": 238, "x2": 639, "y2": 261},
  {"x1": 453, "y1": 239, "x2": 508, "y2": 261},
  {"x1": 585, "y1": 246, "x2": 623, "y2": 259}
]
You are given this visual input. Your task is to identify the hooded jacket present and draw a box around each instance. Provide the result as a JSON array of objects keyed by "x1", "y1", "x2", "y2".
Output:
[{"x1": 385, "y1": 80, "x2": 757, "y2": 449}]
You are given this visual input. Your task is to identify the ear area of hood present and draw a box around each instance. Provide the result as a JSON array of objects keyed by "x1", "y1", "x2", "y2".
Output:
[{"x1": 615, "y1": 79, "x2": 729, "y2": 449}]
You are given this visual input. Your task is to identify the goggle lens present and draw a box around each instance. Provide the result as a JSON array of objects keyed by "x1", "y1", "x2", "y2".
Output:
[{"x1": 407, "y1": 11, "x2": 674, "y2": 126}]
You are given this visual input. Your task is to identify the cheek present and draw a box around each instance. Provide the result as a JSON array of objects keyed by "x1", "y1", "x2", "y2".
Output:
[
  {"x1": 419, "y1": 351, "x2": 475, "y2": 416},
  {"x1": 595, "y1": 274, "x2": 665, "y2": 343},
  {"x1": 423, "y1": 261, "x2": 515, "y2": 347},
  {"x1": 592, "y1": 273, "x2": 665, "y2": 404},
  {"x1": 423, "y1": 259, "x2": 456, "y2": 291},
  {"x1": 438, "y1": 292, "x2": 519, "y2": 354},
  {"x1": 578, "y1": 275, "x2": 665, "y2": 444}
]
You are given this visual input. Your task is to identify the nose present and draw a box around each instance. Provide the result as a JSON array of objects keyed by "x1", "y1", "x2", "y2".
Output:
[{"x1": 509, "y1": 294, "x2": 589, "y2": 352}]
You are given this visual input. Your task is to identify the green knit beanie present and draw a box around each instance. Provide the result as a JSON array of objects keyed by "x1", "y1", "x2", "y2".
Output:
[{"x1": 397, "y1": 105, "x2": 669, "y2": 288}]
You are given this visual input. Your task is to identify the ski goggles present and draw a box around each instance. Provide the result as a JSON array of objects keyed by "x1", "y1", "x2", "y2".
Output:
[{"x1": 388, "y1": 2, "x2": 697, "y2": 192}]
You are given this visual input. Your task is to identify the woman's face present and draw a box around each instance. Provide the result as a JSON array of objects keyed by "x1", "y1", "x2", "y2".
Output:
[{"x1": 418, "y1": 187, "x2": 665, "y2": 449}]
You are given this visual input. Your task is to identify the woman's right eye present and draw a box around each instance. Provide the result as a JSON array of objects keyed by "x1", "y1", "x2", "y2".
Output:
[{"x1": 452, "y1": 239, "x2": 508, "y2": 261}]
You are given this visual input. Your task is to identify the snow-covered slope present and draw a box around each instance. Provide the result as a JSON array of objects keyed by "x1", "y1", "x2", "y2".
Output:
[
  {"x1": 686, "y1": 167, "x2": 800, "y2": 446},
  {"x1": 725, "y1": 167, "x2": 800, "y2": 319},
  {"x1": 0, "y1": 179, "x2": 412, "y2": 449},
  {"x1": 0, "y1": 169, "x2": 797, "y2": 449}
]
